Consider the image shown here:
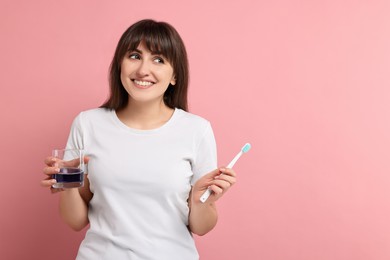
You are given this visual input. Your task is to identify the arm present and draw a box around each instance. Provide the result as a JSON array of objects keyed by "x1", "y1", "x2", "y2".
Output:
[
  {"x1": 40, "y1": 113, "x2": 92, "y2": 230},
  {"x1": 59, "y1": 174, "x2": 92, "y2": 231},
  {"x1": 188, "y1": 186, "x2": 218, "y2": 236},
  {"x1": 188, "y1": 167, "x2": 236, "y2": 236}
]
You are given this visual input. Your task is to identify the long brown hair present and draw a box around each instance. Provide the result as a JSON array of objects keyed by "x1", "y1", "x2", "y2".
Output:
[{"x1": 101, "y1": 19, "x2": 189, "y2": 111}]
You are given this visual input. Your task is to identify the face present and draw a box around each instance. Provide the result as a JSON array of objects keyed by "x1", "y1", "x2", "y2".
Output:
[{"x1": 120, "y1": 42, "x2": 176, "y2": 105}]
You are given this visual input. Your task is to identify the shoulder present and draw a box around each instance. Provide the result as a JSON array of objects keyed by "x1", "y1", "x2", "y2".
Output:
[
  {"x1": 78, "y1": 107, "x2": 112, "y2": 118},
  {"x1": 175, "y1": 109, "x2": 211, "y2": 128},
  {"x1": 75, "y1": 107, "x2": 112, "y2": 122},
  {"x1": 172, "y1": 109, "x2": 214, "y2": 140},
  {"x1": 71, "y1": 108, "x2": 113, "y2": 128}
]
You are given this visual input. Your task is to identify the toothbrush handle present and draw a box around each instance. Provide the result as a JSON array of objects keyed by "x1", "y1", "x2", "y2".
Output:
[
  {"x1": 200, "y1": 189, "x2": 212, "y2": 203},
  {"x1": 226, "y1": 151, "x2": 242, "y2": 168}
]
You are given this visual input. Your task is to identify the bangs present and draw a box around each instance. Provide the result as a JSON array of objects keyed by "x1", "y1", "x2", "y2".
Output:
[{"x1": 124, "y1": 24, "x2": 176, "y2": 62}]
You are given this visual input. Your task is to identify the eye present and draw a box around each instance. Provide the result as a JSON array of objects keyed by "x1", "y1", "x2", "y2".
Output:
[
  {"x1": 129, "y1": 53, "x2": 140, "y2": 59},
  {"x1": 153, "y1": 56, "x2": 165, "y2": 64}
]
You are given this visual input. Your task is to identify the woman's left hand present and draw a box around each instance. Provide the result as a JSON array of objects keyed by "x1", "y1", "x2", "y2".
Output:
[{"x1": 192, "y1": 167, "x2": 237, "y2": 204}]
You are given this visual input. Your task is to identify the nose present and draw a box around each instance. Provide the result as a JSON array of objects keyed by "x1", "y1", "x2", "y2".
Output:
[{"x1": 136, "y1": 59, "x2": 150, "y2": 77}]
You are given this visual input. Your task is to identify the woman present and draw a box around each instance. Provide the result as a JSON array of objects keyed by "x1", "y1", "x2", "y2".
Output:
[{"x1": 41, "y1": 19, "x2": 236, "y2": 260}]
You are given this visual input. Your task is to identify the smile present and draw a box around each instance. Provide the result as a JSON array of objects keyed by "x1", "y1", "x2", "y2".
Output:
[{"x1": 133, "y1": 80, "x2": 154, "y2": 87}]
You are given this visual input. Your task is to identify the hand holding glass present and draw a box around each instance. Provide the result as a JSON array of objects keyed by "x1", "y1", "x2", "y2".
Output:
[{"x1": 52, "y1": 149, "x2": 85, "y2": 189}]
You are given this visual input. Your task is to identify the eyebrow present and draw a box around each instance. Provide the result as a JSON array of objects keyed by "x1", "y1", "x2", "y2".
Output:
[{"x1": 128, "y1": 48, "x2": 163, "y2": 55}]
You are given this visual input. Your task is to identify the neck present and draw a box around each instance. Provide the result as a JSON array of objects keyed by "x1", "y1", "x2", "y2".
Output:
[{"x1": 116, "y1": 99, "x2": 174, "y2": 130}]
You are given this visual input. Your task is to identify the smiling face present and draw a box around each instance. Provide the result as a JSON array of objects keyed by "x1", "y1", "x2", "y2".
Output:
[
  {"x1": 120, "y1": 42, "x2": 176, "y2": 106},
  {"x1": 103, "y1": 20, "x2": 189, "y2": 111}
]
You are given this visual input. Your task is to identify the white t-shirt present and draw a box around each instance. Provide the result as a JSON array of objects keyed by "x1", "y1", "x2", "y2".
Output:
[{"x1": 65, "y1": 108, "x2": 217, "y2": 260}]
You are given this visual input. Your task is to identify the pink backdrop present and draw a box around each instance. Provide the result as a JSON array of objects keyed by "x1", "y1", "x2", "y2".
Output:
[{"x1": 1, "y1": 0, "x2": 390, "y2": 259}]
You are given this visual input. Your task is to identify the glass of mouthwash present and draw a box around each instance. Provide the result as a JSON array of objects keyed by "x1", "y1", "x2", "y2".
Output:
[{"x1": 52, "y1": 148, "x2": 85, "y2": 189}]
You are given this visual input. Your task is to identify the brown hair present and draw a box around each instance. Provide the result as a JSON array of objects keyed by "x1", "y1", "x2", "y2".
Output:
[{"x1": 101, "y1": 19, "x2": 189, "y2": 111}]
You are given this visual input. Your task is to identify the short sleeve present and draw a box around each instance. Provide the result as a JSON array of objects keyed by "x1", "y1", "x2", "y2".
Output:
[
  {"x1": 191, "y1": 122, "x2": 217, "y2": 185},
  {"x1": 65, "y1": 112, "x2": 84, "y2": 150}
]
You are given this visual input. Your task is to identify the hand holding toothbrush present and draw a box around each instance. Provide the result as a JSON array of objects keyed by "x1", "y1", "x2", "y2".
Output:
[
  {"x1": 199, "y1": 143, "x2": 251, "y2": 203},
  {"x1": 191, "y1": 167, "x2": 237, "y2": 204}
]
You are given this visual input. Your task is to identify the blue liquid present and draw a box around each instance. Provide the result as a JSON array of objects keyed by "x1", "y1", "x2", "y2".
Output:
[{"x1": 52, "y1": 168, "x2": 84, "y2": 188}]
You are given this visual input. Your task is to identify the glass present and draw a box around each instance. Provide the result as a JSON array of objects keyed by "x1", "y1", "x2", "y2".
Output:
[{"x1": 52, "y1": 148, "x2": 85, "y2": 189}]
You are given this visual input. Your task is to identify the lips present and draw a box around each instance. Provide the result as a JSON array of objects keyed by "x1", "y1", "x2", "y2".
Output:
[{"x1": 132, "y1": 79, "x2": 154, "y2": 89}]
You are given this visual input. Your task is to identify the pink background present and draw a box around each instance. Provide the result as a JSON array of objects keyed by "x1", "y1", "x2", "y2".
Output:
[{"x1": 1, "y1": 0, "x2": 390, "y2": 259}]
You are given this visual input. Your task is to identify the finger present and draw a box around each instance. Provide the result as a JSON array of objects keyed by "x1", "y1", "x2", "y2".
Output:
[
  {"x1": 62, "y1": 158, "x2": 82, "y2": 168},
  {"x1": 219, "y1": 167, "x2": 236, "y2": 177},
  {"x1": 63, "y1": 156, "x2": 90, "y2": 167},
  {"x1": 215, "y1": 174, "x2": 236, "y2": 186},
  {"x1": 209, "y1": 184, "x2": 223, "y2": 195},
  {"x1": 50, "y1": 187, "x2": 64, "y2": 193},
  {"x1": 43, "y1": 166, "x2": 60, "y2": 175},
  {"x1": 203, "y1": 168, "x2": 222, "y2": 180},
  {"x1": 44, "y1": 157, "x2": 57, "y2": 167},
  {"x1": 212, "y1": 179, "x2": 232, "y2": 190},
  {"x1": 41, "y1": 178, "x2": 56, "y2": 187},
  {"x1": 84, "y1": 156, "x2": 90, "y2": 164}
]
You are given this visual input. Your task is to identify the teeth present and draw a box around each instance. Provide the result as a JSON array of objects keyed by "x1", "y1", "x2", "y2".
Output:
[{"x1": 134, "y1": 80, "x2": 153, "y2": 86}]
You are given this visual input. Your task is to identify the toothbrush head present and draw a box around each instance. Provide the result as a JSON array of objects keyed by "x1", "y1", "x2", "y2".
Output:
[{"x1": 241, "y1": 143, "x2": 251, "y2": 153}]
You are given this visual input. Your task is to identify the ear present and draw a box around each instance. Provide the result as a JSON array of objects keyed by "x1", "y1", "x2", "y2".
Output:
[{"x1": 170, "y1": 76, "x2": 176, "y2": 86}]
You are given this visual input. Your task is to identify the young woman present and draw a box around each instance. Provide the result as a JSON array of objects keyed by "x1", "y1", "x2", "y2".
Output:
[{"x1": 41, "y1": 19, "x2": 236, "y2": 260}]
